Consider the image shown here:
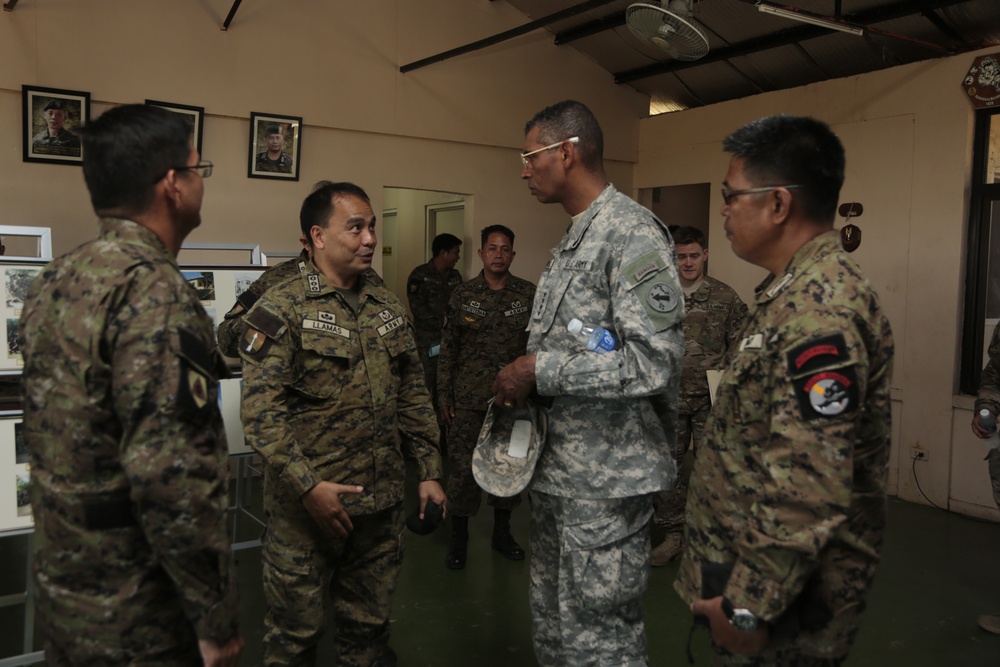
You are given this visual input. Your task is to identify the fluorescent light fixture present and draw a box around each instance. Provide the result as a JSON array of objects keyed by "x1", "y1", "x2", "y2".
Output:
[{"x1": 756, "y1": 2, "x2": 865, "y2": 36}]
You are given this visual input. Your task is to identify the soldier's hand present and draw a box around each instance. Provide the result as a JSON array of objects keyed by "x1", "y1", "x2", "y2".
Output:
[
  {"x1": 492, "y1": 354, "x2": 537, "y2": 408},
  {"x1": 198, "y1": 635, "x2": 243, "y2": 667},
  {"x1": 440, "y1": 405, "x2": 455, "y2": 427},
  {"x1": 418, "y1": 480, "x2": 447, "y2": 520},
  {"x1": 302, "y1": 481, "x2": 364, "y2": 539},
  {"x1": 972, "y1": 412, "x2": 992, "y2": 439},
  {"x1": 691, "y1": 596, "x2": 769, "y2": 655}
]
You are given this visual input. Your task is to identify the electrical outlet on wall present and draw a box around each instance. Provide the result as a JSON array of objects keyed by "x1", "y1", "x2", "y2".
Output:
[{"x1": 911, "y1": 447, "x2": 928, "y2": 461}]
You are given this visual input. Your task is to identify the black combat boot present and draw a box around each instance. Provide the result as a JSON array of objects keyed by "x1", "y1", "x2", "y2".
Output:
[
  {"x1": 491, "y1": 508, "x2": 525, "y2": 561},
  {"x1": 446, "y1": 516, "x2": 469, "y2": 570}
]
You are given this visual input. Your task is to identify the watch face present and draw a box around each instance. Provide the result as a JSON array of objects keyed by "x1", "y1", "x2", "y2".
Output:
[{"x1": 731, "y1": 609, "x2": 758, "y2": 633}]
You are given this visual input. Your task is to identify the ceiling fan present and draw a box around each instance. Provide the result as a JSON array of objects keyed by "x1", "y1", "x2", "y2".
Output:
[{"x1": 625, "y1": 0, "x2": 710, "y2": 61}]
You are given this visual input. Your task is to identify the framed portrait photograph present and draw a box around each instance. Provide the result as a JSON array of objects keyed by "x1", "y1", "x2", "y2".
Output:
[
  {"x1": 248, "y1": 112, "x2": 302, "y2": 181},
  {"x1": 145, "y1": 99, "x2": 205, "y2": 155},
  {"x1": 22, "y1": 85, "x2": 90, "y2": 165}
]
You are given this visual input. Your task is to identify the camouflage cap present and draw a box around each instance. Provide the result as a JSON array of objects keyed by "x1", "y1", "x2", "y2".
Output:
[{"x1": 472, "y1": 399, "x2": 547, "y2": 497}]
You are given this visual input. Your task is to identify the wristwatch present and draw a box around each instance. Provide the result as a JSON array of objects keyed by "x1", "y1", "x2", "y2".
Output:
[{"x1": 721, "y1": 597, "x2": 759, "y2": 632}]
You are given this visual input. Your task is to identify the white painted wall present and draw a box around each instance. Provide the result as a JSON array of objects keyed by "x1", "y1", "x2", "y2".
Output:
[{"x1": 637, "y1": 48, "x2": 992, "y2": 515}]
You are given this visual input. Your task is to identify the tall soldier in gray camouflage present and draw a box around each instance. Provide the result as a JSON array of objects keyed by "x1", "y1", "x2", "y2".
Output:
[
  {"x1": 970, "y1": 322, "x2": 1000, "y2": 634},
  {"x1": 406, "y1": 233, "x2": 463, "y2": 436},
  {"x1": 437, "y1": 224, "x2": 536, "y2": 570},
  {"x1": 217, "y1": 244, "x2": 309, "y2": 358},
  {"x1": 240, "y1": 181, "x2": 446, "y2": 667},
  {"x1": 493, "y1": 100, "x2": 683, "y2": 667},
  {"x1": 675, "y1": 115, "x2": 894, "y2": 666},
  {"x1": 652, "y1": 226, "x2": 747, "y2": 566},
  {"x1": 20, "y1": 104, "x2": 242, "y2": 667}
]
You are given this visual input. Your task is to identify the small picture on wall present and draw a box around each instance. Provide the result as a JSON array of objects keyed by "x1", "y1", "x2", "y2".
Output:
[
  {"x1": 183, "y1": 271, "x2": 216, "y2": 302},
  {"x1": 248, "y1": 112, "x2": 302, "y2": 181},
  {"x1": 14, "y1": 423, "x2": 27, "y2": 465},
  {"x1": 22, "y1": 85, "x2": 91, "y2": 165},
  {"x1": 5, "y1": 267, "x2": 41, "y2": 310},
  {"x1": 6, "y1": 318, "x2": 20, "y2": 359},
  {"x1": 145, "y1": 100, "x2": 205, "y2": 155},
  {"x1": 16, "y1": 471, "x2": 31, "y2": 518}
]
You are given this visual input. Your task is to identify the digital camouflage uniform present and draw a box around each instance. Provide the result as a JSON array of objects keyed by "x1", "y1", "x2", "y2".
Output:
[
  {"x1": 32, "y1": 128, "x2": 80, "y2": 156},
  {"x1": 217, "y1": 249, "x2": 308, "y2": 358},
  {"x1": 20, "y1": 218, "x2": 239, "y2": 665},
  {"x1": 406, "y1": 260, "x2": 462, "y2": 416},
  {"x1": 654, "y1": 275, "x2": 747, "y2": 533},
  {"x1": 256, "y1": 151, "x2": 294, "y2": 173},
  {"x1": 528, "y1": 184, "x2": 684, "y2": 667},
  {"x1": 240, "y1": 261, "x2": 442, "y2": 667},
  {"x1": 675, "y1": 231, "x2": 894, "y2": 665},
  {"x1": 974, "y1": 322, "x2": 1000, "y2": 508},
  {"x1": 437, "y1": 270, "x2": 535, "y2": 516}
]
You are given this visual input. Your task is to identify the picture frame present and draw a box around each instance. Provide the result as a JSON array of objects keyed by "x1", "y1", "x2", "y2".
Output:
[
  {"x1": 22, "y1": 85, "x2": 90, "y2": 165},
  {"x1": 248, "y1": 112, "x2": 302, "y2": 181},
  {"x1": 145, "y1": 99, "x2": 205, "y2": 155}
]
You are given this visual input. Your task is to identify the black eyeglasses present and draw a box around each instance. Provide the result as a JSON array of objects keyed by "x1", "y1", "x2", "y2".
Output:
[
  {"x1": 174, "y1": 161, "x2": 213, "y2": 178},
  {"x1": 721, "y1": 184, "x2": 801, "y2": 205}
]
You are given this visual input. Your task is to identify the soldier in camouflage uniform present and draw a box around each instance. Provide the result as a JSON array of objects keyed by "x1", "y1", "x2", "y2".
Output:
[
  {"x1": 437, "y1": 224, "x2": 535, "y2": 570},
  {"x1": 217, "y1": 247, "x2": 309, "y2": 358},
  {"x1": 20, "y1": 105, "x2": 242, "y2": 667},
  {"x1": 494, "y1": 101, "x2": 683, "y2": 667},
  {"x1": 406, "y1": 233, "x2": 463, "y2": 435},
  {"x1": 970, "y1": 322, "x2": 1000, "y2": 633},
  {"x1": 652, "y1": 226, "x2": 747, "y2": 566},
  {"x1": 675, "y1": 115, "x2": 894, "y2": 666},
  {"x1": 255, "y1": 124, "x2": 294, "y2": 173},
  {"x1": 240, "y1": 181, "x2": 446, "y2": 667}
]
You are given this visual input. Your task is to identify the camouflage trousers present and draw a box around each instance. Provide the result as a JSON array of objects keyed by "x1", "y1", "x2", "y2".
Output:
[
  {"x1": 262, "y1": 503, "x2": 404, "y2": 667},
  {"x1": 529, "y1": 491, "x2": 653, "y2": 667},
  {"x1": 989, "y1": 446, "x2": 1000, "y2": 508},
  {"x1": 446, "y1": 408, "x2": 521, "y2": 517},
  {"x1": 38, "y1": 572, "x2": 201, "y2": 666},
  {"x1": 653, "y1": 400, "x2": 710, "y2": 533}
]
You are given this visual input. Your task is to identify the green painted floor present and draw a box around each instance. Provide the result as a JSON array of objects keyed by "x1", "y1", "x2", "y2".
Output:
[{"x1": 4, "y1": 484, "x2": 1000, "y2": 665}]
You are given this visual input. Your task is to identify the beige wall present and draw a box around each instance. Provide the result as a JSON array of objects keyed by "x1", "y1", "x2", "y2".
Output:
[
  {"x1": 0, "y1": 0, "x2": 646, "y2": 290},
  {"x1": 637, "y1": 48, "x2": 994, "y2": 516}
]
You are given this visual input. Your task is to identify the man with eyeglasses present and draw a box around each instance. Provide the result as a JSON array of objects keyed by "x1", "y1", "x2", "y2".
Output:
[
  {"x1": 19, "y1": 104, "x2": 242, "y2": 667},
  {"x1": 675, "y1": 115, "x2": 894, "y2": 666},
  {"x1": 437, "y1": 224, "x2": 535, "y2": 570},
  {"x1": 493, "y1": 100, "x2": 684, "y2": 666}
]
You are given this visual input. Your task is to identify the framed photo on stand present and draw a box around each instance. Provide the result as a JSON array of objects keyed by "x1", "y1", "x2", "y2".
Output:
[
  {"x1": 248, "y1": 112, "x2": 301, "y2": 181},
  {"x1": 22, "y1": 85, "x2": 90, "y2": 165},
  {"x1": 145, "y1": 100, "x2": 205, "y2": 155}
]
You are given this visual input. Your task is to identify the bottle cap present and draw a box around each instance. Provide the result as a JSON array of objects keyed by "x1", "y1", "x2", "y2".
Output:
[
  {"x1": 982, "y1": 409, "x2": 991, "y2": 417},
  {"x1": 567, "y1": 318, "x2": 583, "y2": 334}
]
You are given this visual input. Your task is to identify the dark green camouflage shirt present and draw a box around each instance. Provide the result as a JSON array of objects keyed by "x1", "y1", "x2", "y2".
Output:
[
  {"x1": 675, "y1": 231, "x2": 894, "y2": 657},
  {"x1": 20, "y1": 218, "x2": 239, "y2": 643},
  {"x1": 240, "y1": 263, "x2": 442, "y2": 517},
  {"x1": 217, "y1": 250, "x2": 308, "y2": 358},
  {"x1": 437, "y1": 271, "x2": 535, "y2": 410},
  {"x1": 406, "y1": 260, "x2": 462, "y2": 350},
  {"x1": 680, "y1": 275, "x2": 748, "y2": 408}
]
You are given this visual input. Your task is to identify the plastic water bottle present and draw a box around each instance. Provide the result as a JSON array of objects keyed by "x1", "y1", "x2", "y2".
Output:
[
  {"x1": 980, "y1": 409, "x2": 1000, "y2": 450},
  {"x1": 567, "y1": 318, "x2": 616, "y2": 354}
]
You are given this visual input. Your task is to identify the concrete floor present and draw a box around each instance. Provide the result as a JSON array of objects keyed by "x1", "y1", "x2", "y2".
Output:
[{"x1": 3, "y1": 480, "x2": 1000, "y2": 665}]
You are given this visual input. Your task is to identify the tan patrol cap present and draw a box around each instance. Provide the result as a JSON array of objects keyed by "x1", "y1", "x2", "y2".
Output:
[{"x1": 472, "y1": 399, "x2": 547, "y2": 497}]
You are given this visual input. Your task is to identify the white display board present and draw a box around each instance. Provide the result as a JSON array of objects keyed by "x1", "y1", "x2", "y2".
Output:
[
  {"x1": 0, "y1": 414, "x2": 31, "y2": 533},
  {"x1": 220, "y1": 377, "x2": 251, "y2": 456}
]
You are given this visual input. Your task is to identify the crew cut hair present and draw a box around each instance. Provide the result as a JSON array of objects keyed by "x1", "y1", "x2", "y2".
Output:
[
  {"x1": 524, "y1": 100, "x2": 604, "y2": 171},
  {"x1": 723, "y1": 115, "x2": 845, "y2": 224},
  {"x1": 480, "y1": 225, "x2": 515, "y2": 248},
  {"x1": 432, "y1": 233, "x2": 462, "y2": 256},
  {"x1": 82, "y1": 104, "x2": 191, "y2": 216},
  {"x1": 299, "y1": 181, "x2": 371, "y2": 245}
]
